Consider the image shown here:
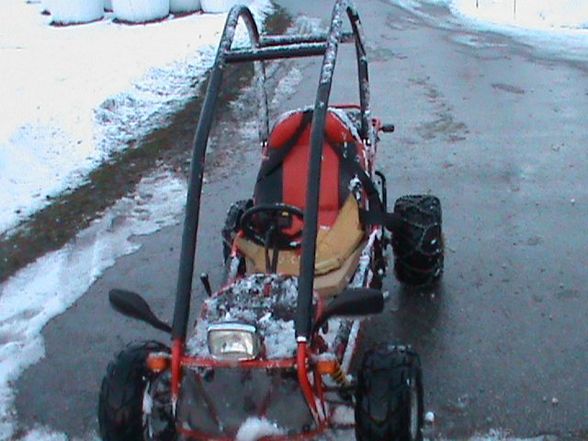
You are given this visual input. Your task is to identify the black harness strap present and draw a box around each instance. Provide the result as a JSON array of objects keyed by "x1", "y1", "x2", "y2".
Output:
[
  {"x1": 257, "y1": 111, "x2": 313, "y2": 182},
  {"x1": 257, "y1": 110, "x2": 401, "y2": 232},
  {"x1": 326, "y1": 139, "x2": 402, "y2": 232}
]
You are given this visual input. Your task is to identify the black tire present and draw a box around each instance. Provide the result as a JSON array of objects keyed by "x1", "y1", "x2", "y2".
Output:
[
  {"x1": 392, "y1": 195, "x2": 443, "y2": 286},
  {"x1": 222, "y1": 199, "x2": 253, "y2": 262},
  {"x1": 98, "y1": 341, "x2": 175, "y2": 441},
  {"x1": 355, "y1": 346, "x2": 424, "y2": 441}
]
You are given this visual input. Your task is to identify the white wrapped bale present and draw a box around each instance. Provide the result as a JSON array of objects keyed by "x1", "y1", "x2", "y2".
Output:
[
  {"x1": 104, "y1": 0, "x2": 113, "y2": 12},
  {"x1": 112, "y1": 0, "x2": 169, "y2": 23},
  {"x1": 48, "y1": 0, "x2": 104, "y2": 24},
  {"x1": 170, "y1": 0, "x2": 201, "y2": 13},
  {"x1": 200, "y1": 0, "x2": 244, "y2": 13}
]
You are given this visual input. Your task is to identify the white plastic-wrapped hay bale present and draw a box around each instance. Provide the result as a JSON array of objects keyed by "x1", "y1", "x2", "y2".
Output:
[
  {"x1": 112, "y1": 0, "x2": 169, "y2": 23},
  {"x1": 200, "y1": 0, "x2": 244, "y2": 13},
  {"x1": 104, "y1": 0, "x2": 113, "y2": 12},
  {"x1": 48, "y1": 0, "x2": 104, "y2": 24},
  {"x1": 170, "y1": 0, "x2": 201, "y2": 13}
]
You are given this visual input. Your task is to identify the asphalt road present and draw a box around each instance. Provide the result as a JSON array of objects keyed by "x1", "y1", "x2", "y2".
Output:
[{"x1": 14, "y1": 0, "x2": 588, "y2": 439}]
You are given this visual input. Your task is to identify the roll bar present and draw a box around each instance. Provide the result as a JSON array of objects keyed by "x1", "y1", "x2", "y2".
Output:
[
  {"x1": 294, "y1": 0, "x2": 369, "y2": 339},
  {"x1": 171, "y1": 0, "x2": 370, "y2": 341}
]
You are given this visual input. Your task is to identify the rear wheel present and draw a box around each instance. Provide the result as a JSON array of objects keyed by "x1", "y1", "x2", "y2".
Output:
[
  {"x1": 355, "y1": 346, "x2": 424, "y2": 441},
  {"x1": 98, "y1": 341, "x2": 175, "y2": 441},
  {"x1": 392, "y1": 195, "x2": 443, "y2": 286}
]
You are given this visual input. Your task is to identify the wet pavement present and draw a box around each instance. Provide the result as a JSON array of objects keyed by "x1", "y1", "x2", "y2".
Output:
[{"x1": 13, "y1": 0, "x2": 588, "y2": 439}]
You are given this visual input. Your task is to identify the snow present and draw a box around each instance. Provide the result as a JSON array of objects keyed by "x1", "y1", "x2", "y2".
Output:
[
  {"x1": 270, "y1": 66, "x2": 303, "y2": 108},
  {"x1": 451, "y1": 0, "x2": 588, "y2": 31},
  {"x1": 0, "y1": 0, "x2": 272, "y2": 236},
  {"x1": 0, "y1": 170, "x2": 186, "y2": 440},
  {"x1": 330, "y1": 405, "x2": 355, "y2": 426},
  {"x1": 389, "y1": 0, "x2": 588, "y2": 62},
  {"x1": 20, "y1": 427, "x2": 67, "y2": 441},
  {"x1": 187, "y1": 274, "x2": 302, "y2": 359},
  {"x1": 235, "y1": 417, "x2": 285, "y2": 441}
]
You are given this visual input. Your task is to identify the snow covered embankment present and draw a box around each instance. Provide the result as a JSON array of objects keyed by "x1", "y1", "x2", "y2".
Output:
[
  {"x1": 0, "y1": 0, "x2": 271, "y2": 235},
  {"x1": 0, "y1": 171, "x2": 186, "y2": 440},
  {"x1": 390, "y1": 0, "x2": 588, "y2": 62}
]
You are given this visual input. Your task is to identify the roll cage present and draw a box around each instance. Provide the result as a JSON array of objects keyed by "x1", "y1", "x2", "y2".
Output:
[{"x1": 171, "y1": 0, "x2": 371, "y2": 354}]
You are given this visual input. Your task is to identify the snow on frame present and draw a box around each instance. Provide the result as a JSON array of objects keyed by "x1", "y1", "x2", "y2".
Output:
[
  {"x1": 235, "y1": 417, "x2": 285, "y2": 441},
  {"x1": 0, "y1": 0, "x2": 273, "y2": 236}
]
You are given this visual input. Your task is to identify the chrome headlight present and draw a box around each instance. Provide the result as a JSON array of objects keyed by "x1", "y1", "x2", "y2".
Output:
[{"x1": 207, "y1": 323, "x2": 260, "y2": 361}]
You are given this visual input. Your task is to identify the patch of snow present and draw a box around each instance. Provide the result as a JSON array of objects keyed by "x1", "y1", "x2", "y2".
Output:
[
  {"x1": 187, "y1": 274, "x2": 303, "y2": 359},
  {"x1": 46, "y1": 0, "x2": 104, "y2": 24},
  {"x1": 111, "y1": 0, "x2": 169, "y2": 23},
  {"x1": 262, "y1": 319, "x2": 296, "y2": 358},
  {"x1": 270, "y1": 67, "x2": 303, "y2": 108},
  {"x1": 293, "y1": 15, "x2": 323, "y2": 35},
  {"x1": 20, "y1": 427, "x2": 67, "y2": 441},
  {"x1": 329, "y1": 107, "x2": 362, "y2": 141},
  {"x1": 341, "y1": 319, "x2": 360, "y2": 373},
  {"x1": 320, "y1": 4, "x2": 344, "y2": 85},
  {"x1": 0, "y1": 0, "x2": 272, "y2": 235},
  {"x1": 170, "y1": 0, "x2": 202, "y2": 13},
  {"x1": 465, "y1": 429, "x2": 554, "y2": 441},
  {"x1": 0, "y1": 170, "x2": 186, "y2": 440},
  {"x1": 235, "y1": 417, "x2": 285, "y2": 441},
  {"x1": 331, "y1": 405, "x2": 355, "y2": 426},
  {"x1": 389, "y1": 0, "x2": 588, "y2": 62},
  {"x1": 452, "y1": 0, "x2": 588, "y2": 32}
]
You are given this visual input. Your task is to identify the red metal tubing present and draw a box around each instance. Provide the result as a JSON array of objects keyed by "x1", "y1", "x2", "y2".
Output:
[
  {"x1": 296, "y1": 342, "x2": 319, "y2": 421},
  {"x1": 181, "y1": 356, "x2": 296, "y2": 369},
  {"x1": 178, "y1": 426, "x2": 327, "y2": 441},
  {"x1": 171, "y1": 339, "x2": 184, "y2": 401}
]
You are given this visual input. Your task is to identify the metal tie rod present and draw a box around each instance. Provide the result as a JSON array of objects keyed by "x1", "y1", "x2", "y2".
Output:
[
  {"x1": 225, "y1": 42, "x2": 327, "y2": 63},
  {"x1": 259, "y1": 31, "x2": 355, "y2": 47}
]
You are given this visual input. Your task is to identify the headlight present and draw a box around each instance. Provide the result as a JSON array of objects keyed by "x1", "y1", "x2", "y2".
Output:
[{"x1": 207, "y1": 323, "x2": 260, "y2": 361}]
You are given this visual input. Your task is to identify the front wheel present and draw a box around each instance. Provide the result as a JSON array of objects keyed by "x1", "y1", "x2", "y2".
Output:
[
  {"x1": 98, "y1": 341, "x2": 175, "y2": 441},
  {"x1": 355, "y1": 346, "x2": 424, "y2": 441},
  {"x1": 392, "y1": 195, "x2": 443, "y2": 286}
]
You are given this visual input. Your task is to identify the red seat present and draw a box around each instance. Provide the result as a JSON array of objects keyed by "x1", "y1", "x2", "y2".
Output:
[{"x1": 254, "y1": 108, "x2": 367, "y2": 231}]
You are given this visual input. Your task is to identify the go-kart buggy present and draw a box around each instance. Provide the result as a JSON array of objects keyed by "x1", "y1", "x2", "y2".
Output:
[{"x1": 98, "y1": 1, "x2": 444, "y2": 440}]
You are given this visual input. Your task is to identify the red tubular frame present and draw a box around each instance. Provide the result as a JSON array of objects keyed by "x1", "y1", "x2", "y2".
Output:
[
  {"x1": 171, "y1": 339, "x2": 184, "y2": 403},
  {"x1": 164, "y1": 0, "x2": 371, "y2": 435},
  {"x1": 168, "y1": 341, "x2": 333, "y2": 440},
  {"x1": 178, "y1": 426, "x2": 328, "y2": 441},
  {"x1": 296, "y1": 342, "x2": 320, "y2": 421}
]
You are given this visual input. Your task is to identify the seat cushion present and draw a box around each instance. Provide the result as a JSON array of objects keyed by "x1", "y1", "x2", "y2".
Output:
[{"x1": 254, "y1": 108, "x2": 366, "y2": 230}]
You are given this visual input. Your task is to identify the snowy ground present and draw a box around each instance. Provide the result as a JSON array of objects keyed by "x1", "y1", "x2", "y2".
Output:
[
  {"x1": 0, "y1": 0, "x2": 271, "y2": 235},
  {"x1": 391, "y1": 0, "x2": 588, "y2": 62},
  {"x1": 0, "y1": 170, "x2": 187, "y2": 441}
]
